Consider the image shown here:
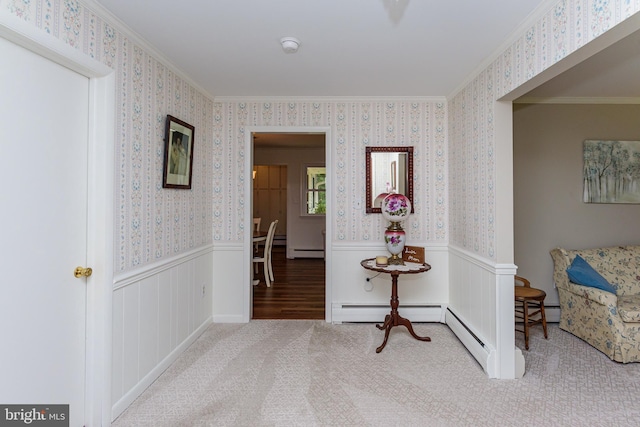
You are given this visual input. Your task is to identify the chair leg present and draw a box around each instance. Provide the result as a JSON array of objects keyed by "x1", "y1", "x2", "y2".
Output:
[
  {"x1": 268, "y1": 255, "x2": 274, "y2": 282},
  {"x1": 263, "y1": 259, "x2": 270, "y2": 287},
  {"x1": 523, "y1": 301, "x2": 530, "y2": 350},
  {"x1": 540, "y1": 301, "x2": 548, "y2": 339}
]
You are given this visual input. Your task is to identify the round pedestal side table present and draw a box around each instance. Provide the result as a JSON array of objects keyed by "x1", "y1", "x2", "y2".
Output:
[{"x1": 360, "y1": 258, "x2": 432, "y2": 353}]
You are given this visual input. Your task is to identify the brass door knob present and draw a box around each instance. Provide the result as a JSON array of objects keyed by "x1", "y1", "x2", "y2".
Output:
[{"x1": 74, "y1": 266, "x2": 93, "y2": 278}]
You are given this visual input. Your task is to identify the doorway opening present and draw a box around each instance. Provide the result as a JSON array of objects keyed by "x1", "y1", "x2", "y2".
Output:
[{"x1": 250, "y1": 131, "x2": 328, "y2": 320}]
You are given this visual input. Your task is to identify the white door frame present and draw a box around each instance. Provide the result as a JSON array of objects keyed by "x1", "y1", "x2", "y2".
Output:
[
  {"x1": 244, "y1": 126, "x2": 332, "y2": 322},
  {"x1": 0, "y1": 12, "x2": 115, "y2": 426}
]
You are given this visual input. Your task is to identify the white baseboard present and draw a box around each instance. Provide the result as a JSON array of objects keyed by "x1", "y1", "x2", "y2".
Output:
[
  {"x1": 213, "y1": 314, "x2": 246, "y2": 323},
  {"x1": 545, "y1": 306, "x2": 561, "y2": 322},
  {"x1": 111, "y1": 318, "x2": 212, "y2": 421},
  {"x1": 332, "y1": 304, "x2": 444, "y2": 324},
  {"x1": 514, "y1": 346, "x2": 525, "y2": 379},
  {"x1": 289, "y1": 248, "x2": 324, "y2": 259}
]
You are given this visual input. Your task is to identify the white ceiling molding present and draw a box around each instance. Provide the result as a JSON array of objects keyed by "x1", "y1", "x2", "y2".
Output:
[
  {"x1": 448, "y1": 0, "x2": 559, "y2": 98},
  {"x1": 213, "y1": 95, "x2": 447, "y2": 103},
  {"x1": 83, "y1": 0, "x2": 214, "y2": 100},
  {"x1": 514, "y1": 97, "x2": 640, "y2": 104}
]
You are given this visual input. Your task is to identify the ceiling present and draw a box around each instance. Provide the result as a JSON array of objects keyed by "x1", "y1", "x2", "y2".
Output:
[
  {"x1": 95, "y1": 0, "x2": 551, "y2": 97},
  {"x1": 248, "y1": 20, "x2": 640, "y2": 147}
]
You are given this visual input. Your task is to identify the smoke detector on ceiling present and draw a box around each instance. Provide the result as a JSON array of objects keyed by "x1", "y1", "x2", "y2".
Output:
[{"x1": 280, "y1": 37, "x2": 300, "y2": 54}]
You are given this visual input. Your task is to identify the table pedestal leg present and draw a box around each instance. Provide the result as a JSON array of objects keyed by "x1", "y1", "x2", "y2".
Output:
[{"x1": 376, "y1": 272, "x2": 431, "y2": 353}]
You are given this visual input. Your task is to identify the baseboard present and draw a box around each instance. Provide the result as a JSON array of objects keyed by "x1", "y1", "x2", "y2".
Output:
[
  {"x1": 111, "y1": 317, "x2": 212, "y2": 421},
  {"x1": 514, "y1": 346, "x2": 525, "y2": 379},
  {"x1": 545, "y1": 306, "x2": 561, "y2": 322},
  {"x1": 332, "y1": 304, "x2": 444, "y2": 324},
  {"x1": 290, "y1": 248, "x2": 324, "y2": 259},
  {"x1": 213, "y1": 314, "x2": 246, "y2": 323}
]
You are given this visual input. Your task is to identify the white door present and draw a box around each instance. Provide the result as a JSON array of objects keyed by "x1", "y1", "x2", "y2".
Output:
[{"x1": 0, "y1": 36, "x2": 89, "y2": 426}]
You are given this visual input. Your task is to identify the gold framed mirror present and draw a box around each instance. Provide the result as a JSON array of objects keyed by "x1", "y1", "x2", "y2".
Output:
[{"x1": 365, "y1": 146, "x2": 414, "y2": 213}]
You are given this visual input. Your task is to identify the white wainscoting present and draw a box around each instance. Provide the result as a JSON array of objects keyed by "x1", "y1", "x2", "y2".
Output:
[
  {"x1": 111, "y1": 245, "x2": 214, "y2": 420},
  {"x1": 330, "y1": 243, "x2": 449, "y2": 322},
  {"x1": 209, "y1": 241, "x2": 449, "y2": 324},
  {"x1": 211, "y1": 242, "x2": 246, "y2": 323},
  {"x1": 333, "y1": 304, "x2": 445, "y2": 323},
  {"x1": 447, "y1": 246, "x2": 523, "y2": 379}
]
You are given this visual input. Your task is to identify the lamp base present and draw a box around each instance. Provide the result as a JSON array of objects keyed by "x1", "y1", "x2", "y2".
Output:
[
  {"x1": 385, "y1": 222, "x2": 405, "y2": 265},
  {"x1": 387, "y1": 253, "x2": 404, "y2": 265}
]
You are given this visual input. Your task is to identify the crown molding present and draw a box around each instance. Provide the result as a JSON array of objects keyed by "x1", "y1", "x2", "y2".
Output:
[
  {"x1": 514, "y1": 96, "x2": 640, "y2": 105},
  {"x1": 82, "y1": 0, "x2": 214, "y2": 100},
  {"x1": 448, "y1": 0, "x2": 558, "y2": 98},
  {"x1": 213, "y1": 95, "x2": 447, "y2": 103}
]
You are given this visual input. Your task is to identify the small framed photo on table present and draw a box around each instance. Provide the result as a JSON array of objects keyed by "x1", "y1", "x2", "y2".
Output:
[{"x1": 162, "y1": 115, "x2": 194, "y2": 189}]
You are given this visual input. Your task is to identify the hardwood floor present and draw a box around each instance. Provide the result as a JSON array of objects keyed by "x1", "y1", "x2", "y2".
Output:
[{"x1": 252, "y1": 246, "x2": 325, "y2": 319}]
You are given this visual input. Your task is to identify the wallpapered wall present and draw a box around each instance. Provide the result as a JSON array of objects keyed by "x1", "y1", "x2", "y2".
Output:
[
  {"x1": 449, "y1": 0, "x2": 640, "y2": 261},
  {"x1": 5, "y1": 0, "x2": 640, "y2": 270},
  {"x1": 212, "y1": 100, "x2": 448, "y2": 245},
  {"x1": 2, "y1": 0, "x2": 215, "y2": 273}
]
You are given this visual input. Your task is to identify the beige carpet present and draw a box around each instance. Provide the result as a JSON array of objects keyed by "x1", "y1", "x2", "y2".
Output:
[{"x1": 112, "y1": 320, "x2": 640, "y2": 426}]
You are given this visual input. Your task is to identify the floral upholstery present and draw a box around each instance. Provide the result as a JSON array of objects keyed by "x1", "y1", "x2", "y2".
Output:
[
  {"x1": 618, "y1": 295, "x2": 640, "y2": 323},
  {"x1": 550, "y1": 246, "x2": 640, "y2": 363}
]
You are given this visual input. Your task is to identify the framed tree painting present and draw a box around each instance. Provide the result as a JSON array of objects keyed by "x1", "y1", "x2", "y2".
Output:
[
  {"x1": 583, "y1": 140, "x2": 640, "y2": 203},
  {"x1": 162, "y1": 115, "x2": 194, "y2": 189}
]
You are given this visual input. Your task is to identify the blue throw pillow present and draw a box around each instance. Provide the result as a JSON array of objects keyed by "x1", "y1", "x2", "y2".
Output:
[{"x1": 566, "y1": 255, "x2": 616, "y2": 294}]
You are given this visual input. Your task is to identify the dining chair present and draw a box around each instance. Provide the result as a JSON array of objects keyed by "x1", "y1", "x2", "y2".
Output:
[
  {"x1": 253, "y1": 217, "x2": 262, "y2": 254},
  {"x1": 253, "y1": 220, "x2": 278, "y2": 287}
]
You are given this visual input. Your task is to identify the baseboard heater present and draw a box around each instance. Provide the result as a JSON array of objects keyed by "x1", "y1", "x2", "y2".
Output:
[
  {"x1": 445, "y1": 307, "x2": 495, "y2": 377},
  {"x1": 447, "y1": 308, "x2": 485, "y2": 347},
  {"x1": 446, "y1": 307, "x2": 525, "y2": 379},
  {"x1": 332, "y1": 304, "x2": 444, "y2": 324}
]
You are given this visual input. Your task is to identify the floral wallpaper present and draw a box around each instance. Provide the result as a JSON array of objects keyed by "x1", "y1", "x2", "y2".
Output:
[
  {"x1": 449, "y1": 0, "x2": 640, "y2": 260},
  {"x1": 212, "y1": 99, "x2": 448, "y2": 245},
  {"x1": 2, "y1": 0, "x2": 215, "y2": 273},
  {"x1": 4, "y1": 0, "x2": 640, "y2": 269}
]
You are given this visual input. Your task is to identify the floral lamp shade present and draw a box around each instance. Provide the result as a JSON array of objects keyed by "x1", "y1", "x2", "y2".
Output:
[{"x1": 381, "y1": 193, "x2": 411, "y2": 223}]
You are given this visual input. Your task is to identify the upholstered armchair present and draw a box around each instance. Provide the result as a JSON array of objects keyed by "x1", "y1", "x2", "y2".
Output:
[{"x1": 550, "y1": 246, "x2": 640, "y2": 363}]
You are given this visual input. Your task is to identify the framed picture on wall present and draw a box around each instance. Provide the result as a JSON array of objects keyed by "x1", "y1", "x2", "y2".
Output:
[
  {"x1": 583, "y1": 140, "x2": 640, "y2": 204},
  {"x1": 162, "y1": 115, "x2": 195, "y2": 189}
]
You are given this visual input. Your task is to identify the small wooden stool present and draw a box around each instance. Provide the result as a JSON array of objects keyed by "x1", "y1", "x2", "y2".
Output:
[{"x1": 515, "y1": 275, "x2": 548, "y2": 350}]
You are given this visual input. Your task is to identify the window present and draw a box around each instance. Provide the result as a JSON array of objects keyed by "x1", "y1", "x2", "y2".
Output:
[{"x1": 304, "y1": 165, "x2": 326, "y2": 215}]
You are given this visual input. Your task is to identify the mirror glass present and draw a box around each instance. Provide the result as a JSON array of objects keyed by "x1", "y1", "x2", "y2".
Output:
[{"x1": 365, "y1": 146, "x2": 414, "y2": 213}]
